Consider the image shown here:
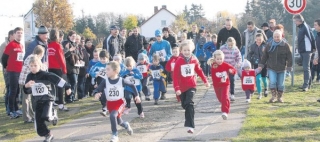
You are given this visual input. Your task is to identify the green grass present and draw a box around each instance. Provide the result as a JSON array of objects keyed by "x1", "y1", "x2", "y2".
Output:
[
  {"x1": 0, "y1": 72, "x2": 101, "y2": 142},
  {"x1": 233, "y1": 66, "x2": 320, "y2": 142}
]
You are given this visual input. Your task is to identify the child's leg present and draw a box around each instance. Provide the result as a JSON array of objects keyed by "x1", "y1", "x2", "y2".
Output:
[
  {"x1": 229, "y1": 74, "x2": 235, "y2": 95},
  {"x1": 35, "y1": 101, "x2": 51, "y2": 137},
  {"x1": 160, "y1": 78, "x2": 167, "y2": 94},
  {"x1": 110, "y1": 110, "x2": 120, "y2": 136},
  {"x1": 141, "y1": 77, "x2": 151, "y2": 97},
  {"x1": 261, "y1": 67, "x2": 268, "y2": 90},
  {"x1": 100, "y1": 92, "x2": 107, "y2": 111},
  {"x1": 256, "y1": 74, "x2": 262, "y2": 94},
  {"x1": 181, "y1": 88, "x2": 196, "y2": 128},
  {"x1": 220, "y1": 85, "x2": 230, "y2": 114},
  {"x1": 153, "y1": 80, "x2": 160, "y2": 100},
  {"x1": 124, "y1": 91, "x2": 132, "y2": 108},
  {"x1": 213, "y1": 86, "x2": 222, "y2": 103},
  {"x1": 21, "y1": 85, "x2": 34, "y2": 122},
  {"x1": 245, "y1": 90, "x2": 252, "y2": 99},
  {"x1": 134, "y1": 98, "x2": 143, "y2": 115}
]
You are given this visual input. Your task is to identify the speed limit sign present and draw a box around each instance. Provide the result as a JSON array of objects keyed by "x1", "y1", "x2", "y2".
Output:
[{"x1": 284, "y1": 0, "x2": 307, "y2": 14}]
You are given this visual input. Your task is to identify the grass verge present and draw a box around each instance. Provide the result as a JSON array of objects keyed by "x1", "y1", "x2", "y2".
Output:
[
  {"x1": 0, "y1": 71, "x2": 101, "y2": 142},
  {"x1": 233, "y1": 66, "x2": 320, "y2": 142}
]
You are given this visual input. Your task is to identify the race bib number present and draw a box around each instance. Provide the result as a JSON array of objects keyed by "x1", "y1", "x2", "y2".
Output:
[
  {"x1": 181, "y1": 64, "x2": 195, "y2": 77},
  {"x1": 107, "y1": 86, "x2": 121, "y2": 100},
  {"x1": 156, "y1": 49, "x2": 167, "y2": 59},
  {"x1": 31, "y1": 83, "x2": 49, "y2": 96},
  {"x1": 243, "y1": 76, "x2": 254, "y2": 85},
  {"x1": 171, "y1": 63, "x2": 175, "y2": 71},
  {"x1": 98, "y1": 69, "x2": 107, "y2": 78},
  {"x1": 151, "y1": 70, "x2": 161, "y2": 79},
  {"x1": 216, "y1": 71, "x2": 228, "y2": 83},
  {"x1": 17, "y1": 52, "x2": 24, "y2": 62},
  {"x1": 137, "y1": 65, "x2": 147, "y2": 73},
  {"x1": 124, "y1": 76, "x2": 140, "y2": 86}
]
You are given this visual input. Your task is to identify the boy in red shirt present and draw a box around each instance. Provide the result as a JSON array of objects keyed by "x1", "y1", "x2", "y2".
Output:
[
  {"x1": 173, "y1": 40, "x2": 210, "y2": 134},
  {"x1": 207, "y1": 50, "x2": 236, "y2": 120},
  {"x1": 136, "y1": 53, "x2": 151, "y2": 101},
  {"x1": 2, "y1": 27, "x2": 24, "y2": 119},
  {"x1": 165, "y1": 46, "x2": 180, "y2": 102}
]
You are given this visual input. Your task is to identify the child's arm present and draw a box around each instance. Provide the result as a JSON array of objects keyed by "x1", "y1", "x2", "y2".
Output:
[
  {"x1": 23, "y1": 74, "x2": 33, "y2": 94},
  {"x1": 165, "y1": 43, "x2": 172, "y2": 61},
  {"x1": 93, "y1": 79, "x2": 106, "y2": 95},
  {"x1": 165, "y1": 58, "x2": 172, "y2": 72},
  {"x1": 173, "y1": 61, "x2": 181, "y2": 93},
  {"x1": 89, "y1": 64, "x2": 98, "y2": 78},
  {"x1": 227, "y1": 63, "x2": 237, "y2": 75},
  {"x1": 235, "y1": 49, "x2": 242, "y2": 68},
  {"x1": 132, "y1": 69, "x2": 143, "y2": 79},
  {"x1": 123, "y1": 79, "x2": 141, "y2": 103},
  {"x1": 194, "y1": 60, "x2": 208, "y2": 84},
  {"x1": 46, "y1": 72, "x2": 71, "y2": 90}
]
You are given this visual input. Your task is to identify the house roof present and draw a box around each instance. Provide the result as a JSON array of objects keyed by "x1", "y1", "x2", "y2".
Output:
[
  {"x1": 24, "y1": 7, "x2": 33, "y2": 19},
  {"x1": 140, "y1": 8, "x2": 176, "y2": 27}
]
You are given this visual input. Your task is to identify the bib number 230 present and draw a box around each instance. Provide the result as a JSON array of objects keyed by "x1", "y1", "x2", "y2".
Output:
[{"x1": 109, "y1": 90, "x2": 119, "y2": 97}]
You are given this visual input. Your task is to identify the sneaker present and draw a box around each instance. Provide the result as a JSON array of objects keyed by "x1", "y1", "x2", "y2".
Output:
[
  {"x1": 145, "y1": 97, "x2": 151, "y2": 101},
  {"x1": 100, "y1": 110, "x2": 109, "y2": 117},
  {"x1": 139, "y1": 112, "x2": 145, "y2": 118},
  {"x1": 302, "y1": 88, "x2": 308, "y2": 92},
  {"x1": 9, "y1": 112, "x2": 19, "y2": 119},
  {"x1": 125, "y1": 122, "x2": 133, "y2": 135},
  {"x1": 154, "y1": 100, "x2": 159, "y2": 105},
  {"x1": 53, "y1": 102, "x2": 58, "y2": 106},
  {"x1": 110, "y1": 135, "x2": 119, "y2": 142},
  {"x1": 187, "y1": 127, "x2": 194, "y2": 134},
  {"x1": 222, "y1": 112, "x2": 228, "y2": 120},
  {"x1": 123, "y1": 108, "x2": 131, "y2": 115},
  {"x1": 160, "y1": 93, "x2": 166, "y2": 100},
  {"x1": 257, "y1": 94, "x2": 262, "y2": 100},
  {"x1": 246, "y1": 99, "x2": 251, "y2": 103},
  {"x1": 44, "y1": 134, "x2": 54, "y2": 142},
  {"x1": 58, "y1": 106, "x2": 69, "y2": 111},
  {"x1": 264, "y1": 90, "x2": 268, "y2": 97},
  {"x1": 230, "y1": 95, "x2": 235, "y2": 101},
  {"x1": 24, "y1": 119, "x2": 34, "y2": 123},
  {"x1": 16, "y1": 110, "x2": 23, "y2": 116},
  {"x1": 52, "y1": 109, "x2": 58, "y2": 126}
]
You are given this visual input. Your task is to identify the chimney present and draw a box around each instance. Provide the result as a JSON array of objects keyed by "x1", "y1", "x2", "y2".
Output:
[
  {"x1": 154, "y1": 6, "x2": 158, "y2": 14},
  {"x1": 162, "y1": 5, "x2": 167, "y2": 9}
]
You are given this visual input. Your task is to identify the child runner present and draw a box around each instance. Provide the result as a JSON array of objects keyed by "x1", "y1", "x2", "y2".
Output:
[
  {"x1": 149, "y1": 54, "x2": 167, "y2": 105},
  {"x1": 207, "y1": 50, "x2": 237, "y2": 120},
  {"x1": 238, "y1": 59, "x2": 260, "y2": 103},
  {"x1": 89, "y1": 50, "x2": 109, "y2": 117},
  {"x1": 86, "y1": 49, "x2": 100, "y2": 97},
  {"x1": 113, "y1": 54, "x2": 126, "y2": 75},
  {"x1": 23, "y1": 56, "x2": 72, "y2": 142},
  {"x1": 212, "y1": 34, "x2": 218, "y2": 46},
  {"x1": 93, "y1": 61, "x2": 140, "y2": 142},
  {"x1": 195, "y1": 29, "x2": 207, "y2": 73},
  {"x1": 137, "y1": 53, "x2": 151, "y2": 101},
  {"x1": 165, "y1": 46, "x2": 181, "y2": 102},
  {"x1": 220, "y1": 37, "x2": 241, "y2": 102},
  {"x1": 247, "y1": 33, "x2": 267, "y2": 99},
  {"x1": 203, "y1": 33, "x2": 217, "y2": 77},
  {"x1": 173, "y1": 40, "x2": 210, "y2": 134},
  {"x1": 120, "y1": 57, "x2": 144, "y2": 118}
]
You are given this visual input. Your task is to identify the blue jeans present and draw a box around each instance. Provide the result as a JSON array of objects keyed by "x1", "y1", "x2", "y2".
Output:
[
  {"x1": 8, "y1": 71, "x2": 20, "y2": 113},
  {"x1": 267, "y1": 69, "x2": 285, "y2": 91},
  {"x1": 300, "y1": 52, "x2": 312, "y2": 88},
  {"x1": 77, "y1": 75, "x2": 86, "y2": 99},
  {"x1": 66, "y1": 73, "x2": 78, "y2": 102}
]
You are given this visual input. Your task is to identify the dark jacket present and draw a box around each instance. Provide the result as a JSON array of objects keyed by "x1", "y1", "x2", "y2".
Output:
[
  {"x1": 297, "y1": 22, "x2": 316, "y2": 53},
  {"x1": 247, "y1": 42, "x2": 266, "y2": 66},
  {"x1": 62, "y1": 39, "x2": 80, "y2": 74},
  {"x1": 187, "y1": 31, "x2": 199, "y2": 45},
  {"x1": 85, "y1": 45, "x2": 96, "y2": 60},
  {"x1": 316, "y1": 32, "x2": 320, "y2": 62},
  {"x1": 264, "y1": 29, "x2": 273, "y2": 40},
  {"x1": 163, "y1": 34, "x2": 177, "y2": 48},
  {"x1": 124, "y1": 34, "x2": 148, "y2": 61},
  {"x1": 23, "y1": 70, "x2": 71, "y2": 102},
  {"x1": 78, "y1": 45, "x2": 89, "y2": 76},
  {"x1": 24, "y1": 36, "x2": 48, "y2": 62},
  {"x1": 258, "y1": 40, "x2": 293, "y2": 72},
  {"x1": 217, "y1": 27, "x2": 242, "y2": 49},
  {"x1": 103, "y1": 34, "x2": 125, "y2": 60}
]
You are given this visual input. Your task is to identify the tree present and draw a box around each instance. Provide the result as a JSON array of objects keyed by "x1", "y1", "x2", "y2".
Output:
[
  {"x1": 116, "y1": 15, "x2": 124, "y2": 30},
  {"x1": 169, "y1": 13, "x2": 189, "y2": 34},
  {"x1": 87, "y1": 16, "x2": 97, "y2": 34},
  {"x1": 33, "y1": 0, "x2": 74, "y2": 30},
  {"x1": 123, "y1": 15, "x2": 138, "y2": 30},
  {"x1": 189, "y1": 4, "x2": 205, "y2": 23},
  {"x1": 82, "y1": 27, "x2": 97, "y2": 40}
]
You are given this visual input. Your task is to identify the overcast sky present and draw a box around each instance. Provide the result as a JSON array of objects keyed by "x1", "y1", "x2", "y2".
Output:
[{"x1": 0, "y1": 0, "x2": 248, "y2": 19}]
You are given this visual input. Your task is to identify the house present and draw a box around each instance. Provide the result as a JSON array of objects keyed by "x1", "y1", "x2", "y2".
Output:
[
  {"x1": 24, "y1": 7, "x2": 38, "y2": 42},
  {"x1": 140, "y1": 5, "x2": 176, "y2": 38}
]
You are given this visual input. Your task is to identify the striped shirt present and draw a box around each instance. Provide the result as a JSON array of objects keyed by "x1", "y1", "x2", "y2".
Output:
[{"x1": 220, "y1": 44, "x2": 242, "y2": 67}]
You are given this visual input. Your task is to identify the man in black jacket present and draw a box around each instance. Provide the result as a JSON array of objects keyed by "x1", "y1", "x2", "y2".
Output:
[
  {"x1": 261, "y1": 23, "x2": 273, "y2": 40},
  {"x1": 162, "y1": 27, "x2": 177, "y2": 48},
  {"x1": 217, "y1": 18, "x2": 242, "y2": 49},
  {"x1": 314, "y1": 19, "x2": 320, "y2": 101},
  {"x1": 124, "y1": 27, "x2": 148, "y2": 61},
  {"x1": 187, "y1": 24, "x2": 198, "y2": 45},
  {"x1": 294, "y1": 14, "x2": 316, "y2": 91},
  {"x1": 102, "y1": 25, "x2": 125, "y2": 60}
]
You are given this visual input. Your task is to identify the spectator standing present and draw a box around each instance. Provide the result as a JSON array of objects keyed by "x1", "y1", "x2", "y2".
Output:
[{"x1": 217, "y1": 18, "x2": 242, "y2": 49}]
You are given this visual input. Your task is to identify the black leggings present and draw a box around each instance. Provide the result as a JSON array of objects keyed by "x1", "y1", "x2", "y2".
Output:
[
  {"x1": 180, "y1": 88, "x2": 196, "y2": 128},
  {"x1": 49, "y1": 69, "x2": 64, "y2": 104}
]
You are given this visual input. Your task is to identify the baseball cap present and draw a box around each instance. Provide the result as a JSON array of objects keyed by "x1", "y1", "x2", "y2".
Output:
[
  {"x1": 155, "y1": 30, "x2": 162, "y2": 37},
  {"x1": 110, "y1": 25, "x2": 119, "y2": 30},
  {"x1": 261, "y1": 23, "x2": 269, "y2": 28}
]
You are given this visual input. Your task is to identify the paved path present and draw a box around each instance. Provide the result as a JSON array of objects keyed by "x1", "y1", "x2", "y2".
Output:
[{"x1": 24, "y1": 80, "x2": 249, "y2": 142}]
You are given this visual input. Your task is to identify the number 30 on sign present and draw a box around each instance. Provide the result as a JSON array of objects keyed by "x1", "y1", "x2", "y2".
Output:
[{"x1": 284, "y1": 0, "x2": 306, "y2": 14}]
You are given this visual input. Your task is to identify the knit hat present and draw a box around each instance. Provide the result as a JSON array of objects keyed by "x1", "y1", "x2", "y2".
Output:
[
  {"x1": 261, "y1": 23, "x2": 269, "y2": 28},
  {"x1": 38, "y1": 26, "x2": 49, "y2": 34},
  {"x1": 110, "y1": 25, "x2": 119, "y2": 30},
  {"x1": 155, "y1": 30, "x2": 162, "y2": 37},
  {"x1": 241, "y1": 59, "x2": 251, "y2": 69}
]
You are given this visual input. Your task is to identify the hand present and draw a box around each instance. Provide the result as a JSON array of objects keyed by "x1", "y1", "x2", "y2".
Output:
[
  {"x1": 176, "y1": 90, "x2": 181, "y2": 96},
  {"x1": 25, "y1": 80, "x2": 35, "y2": 88},
  {"x1": 96, "y1": 71, "x2": 101, "y2": 76},
  {"x1": 161, "y1": 57, "x2": 165, "y2": 62},
  {"x1": 135, "y1": 96, "x2": 141, "y2": 103},
  {"x1": 229, "y1": 69, "x2": 234, "y2": 74},
  {"x1": 130, "y1": 71, "x2": 134, "y2": 74},
  {"x1": 66, "y1": 89, "x2": 72, "y2": 95},
  {"x1": 257, "y1": 67, "x2": 262, "y2": 71},
  {"x1": 69, "y1": 46, "x2": 76, "y2": 52},
  {"x1": 94, "y1": 93, "x2": 102, "y2": 100},
  {"x1": 313, "y1": 59, "x2": 318, "y2": 65},
  {"x1": 86, "y1": 73, "x2": 89, "y2": 78},
  {"x1": 205, "y1": 83, "x2": 210, "y2": 88},
  {"x1": 94, "y1": 84, "x2": 98, "y2": 88}
]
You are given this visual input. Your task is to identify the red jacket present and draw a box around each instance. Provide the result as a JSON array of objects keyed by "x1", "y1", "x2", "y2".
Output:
[
  {"x1": 173, "y1": 55, "x2": 208, "y2": 93},
  {"x1": 210, "y1": 62, "x2": 236, "y2": 87},
  {"x1": 241, "y1": 70, "x2": 255, "y2": 91},
  {"x1": 3, "y1": 40, "x2": 24, "y2": 72},
  {"x1": 48, "y1": 41, "x2": 67, "y2": 74},
  {"x1": 165, "y1": 56, "x2": 179, "y2": 72},
  {"x1": 136, "y1": 61, "x2": 150, "y2": 78}
]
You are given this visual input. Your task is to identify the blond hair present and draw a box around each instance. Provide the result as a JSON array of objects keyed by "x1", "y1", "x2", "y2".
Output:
[
  {"x1": 107, "y1": 61, "x2": 120, "y2": 73},
  {"x1": 179, "y1": 40, "x2": 195, "y2": 52},
  {"x1": 212, "y1": 34, "x2": 218, "y2": 39},
  {"x1": 226, "y1": 37, "x2": 236, "y2": 47},
  {"x1": 124, "y1": 56, "x2": 136, "y2": 67},
  {"x1": 152, "y1": 53, "x2": 160, "y2": 62},
  {"x1": 33, "y1": 45, "x2": 45, "y2": 55},
  {"x1": 113, "y1": 54, "x2": 122, "y2": 61},
  {"x1": 29, "y1": 56, "x2": 42, "y2": 66},
  {"x1": 207, "y1": 50, "x2": 225, "y2": 66},
  {"x1": 180, "y1": 33, "x2": 187, "y2": 39},
  {"x1": 273, "y1": 30, "x2": 283, "y2": 37}
]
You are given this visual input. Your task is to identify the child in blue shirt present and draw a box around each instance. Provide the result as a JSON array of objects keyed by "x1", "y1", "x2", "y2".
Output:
[
  {"x1": 203, "y1": 33, "x2": 217, "y2": 77},
  {"x1": 86, "y1": 49, "x2": 100, "y2": 97},
  {"x1": 149, "y1": 54, "x2": 167, "y2": 105}
]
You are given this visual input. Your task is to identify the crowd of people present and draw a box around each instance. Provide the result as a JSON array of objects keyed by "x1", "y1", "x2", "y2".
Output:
[{"x1": 0, "y1": 13, "x2": 319, "y2": 142}]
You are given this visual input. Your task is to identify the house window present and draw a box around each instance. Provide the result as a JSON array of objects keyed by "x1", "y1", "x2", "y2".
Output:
[{"x1": 161, "y1": 20, "x2": 166, "y2": 26}]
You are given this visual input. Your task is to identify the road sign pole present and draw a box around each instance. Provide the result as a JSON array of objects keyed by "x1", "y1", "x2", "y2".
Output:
[{"x1": 292, "y1": 21, "x2": 296, "y2": 87}]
